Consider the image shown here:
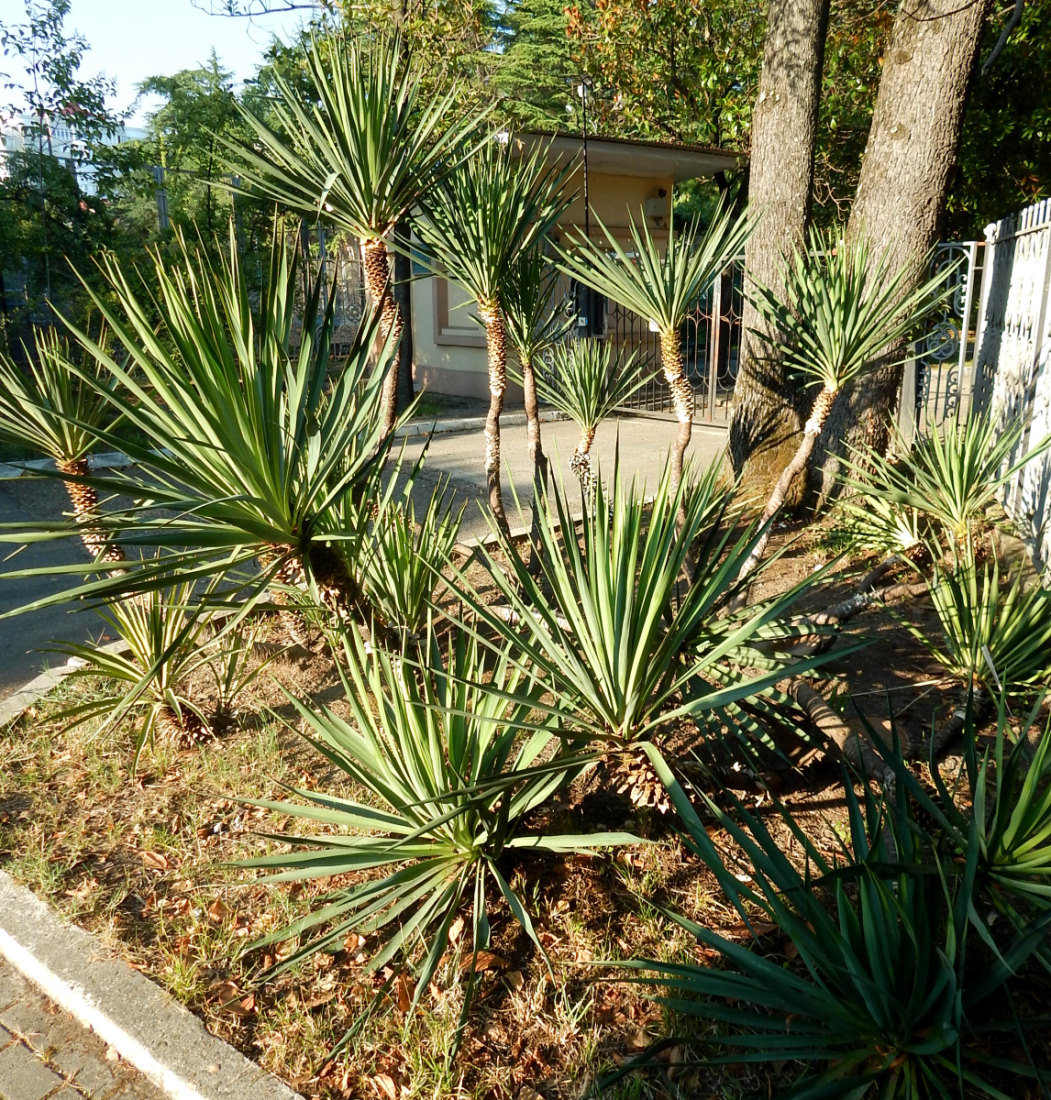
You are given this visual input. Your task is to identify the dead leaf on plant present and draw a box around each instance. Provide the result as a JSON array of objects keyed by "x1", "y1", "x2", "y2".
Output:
[
  {"x1": 371, "y1": 1074, "x2": 397, "y2": 1100},
  {"x1": 206, "y1": 898, "x2": 233, "y2": 922}
]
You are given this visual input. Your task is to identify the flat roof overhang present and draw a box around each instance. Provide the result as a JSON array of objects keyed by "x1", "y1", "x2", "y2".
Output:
[{"x1": 513, "y1": 130, "x2": 746, "y2": 182}]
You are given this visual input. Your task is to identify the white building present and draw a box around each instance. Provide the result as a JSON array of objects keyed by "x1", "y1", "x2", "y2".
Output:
[{"x1": 0, "y1": 112, "x2": 147, "y2": 195}]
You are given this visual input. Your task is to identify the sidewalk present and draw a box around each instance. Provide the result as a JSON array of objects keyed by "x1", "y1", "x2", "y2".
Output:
[{"x1": 0, "y1": 410, "x2": 726, "y2": 1100}]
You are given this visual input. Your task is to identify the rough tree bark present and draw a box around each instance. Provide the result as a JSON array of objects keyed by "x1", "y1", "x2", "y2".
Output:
[
  {"x1": 728, "y1": 0, "x2": 830, "y2": 501},
  {"x1": 813, "y1": 0, "x2": 994, "y2": 500},
  {"x1": 362, "y1": 237, "x2": 404, "y2": 437},
  {"x1": 479, "y1": 299, "x2": 511, "y2": 536}
]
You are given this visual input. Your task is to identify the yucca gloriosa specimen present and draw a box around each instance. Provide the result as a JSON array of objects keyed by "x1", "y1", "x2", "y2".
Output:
[
  {"x1": 839, "y1": 412, "x2": 1051, "y2": 558},
  {"x1": 53, "y1": 574, "x2": 219, "y2": 762},
  {"x1": 0, "y1": 232, "x2": 406, "y2": 639},
  {"x1": 556, "y1": 203, "x2": 753, "y2": 492},
  {"x1": 242, "y1": 627, "x2": 633, "y2": 1027},
  {"x1": 416, "y1": 137, "x2": 572, "y2": 535},
  {"x1": 230, "y1": 33, "x2": 482, "y2": 433},
  {"x1": 627, "y1": 746, "x2": 1050, "y2": 1099},
  {"x1": 523, "y1": 338, "x2": 655, "y2": 493},
  {"x1": 454, "y1": 457, "x2": 831, "y2": 754},
  {"x1": 0, "y1": 326, "x2": 124, "y2": 565},
  {"x1": 741, "y1": 230, "x2": 955, "y2": 578}
]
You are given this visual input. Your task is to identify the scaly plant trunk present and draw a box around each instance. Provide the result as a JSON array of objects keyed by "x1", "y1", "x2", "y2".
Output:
[
  {"x1": 480, "y1": 300, "x2": 510, "y2": 538},
  {"x1": 520, "y1": 352, "x2": 548, "y2": 566},
  {"x1": 569, "y1": 425, "x2": 597, "y2": 499},
  {"x1": 660, "y1": 330, "x2": 694, "y2": 495},
  {"x1": 362, "y1": 236, "x2": 404, "y2": 437},
  {"x1": 57, "y1": 457, "x2": 126, "y2": 566},
  {"x1": 739, "y1": 385, "x2": 837, "y2": 584}
]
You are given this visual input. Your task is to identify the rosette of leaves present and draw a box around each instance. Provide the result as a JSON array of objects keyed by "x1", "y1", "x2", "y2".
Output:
[
  {"x1": 452, "y1": 456, "x2": 836, "y2": 757},
  {"x1": 0, "y1": 232, "x2": 411, "y2": 643},
  {"x1": 241, "y1": 627, "x2": 636, "y2": 1026},
  {"x1": 618, "y1": 745, "x2": 1051, "y2": 1099},
  {"x1": 515, "y1": 338, "x2": 658, "y2": 493},
  {"x1": 0, "y1": 324, "x2": 123, "y2": 565},
  {"x1": 53, "y1": 575, "x2": 218, "y2": 763},
  {"x1": 838, "y1": 413, "x2": 1051, "y2": 558}
]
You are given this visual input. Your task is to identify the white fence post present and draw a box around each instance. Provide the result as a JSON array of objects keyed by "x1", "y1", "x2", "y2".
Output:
[{"x1": 973, "y1": 198, "x2": 1051, "y2": 579}]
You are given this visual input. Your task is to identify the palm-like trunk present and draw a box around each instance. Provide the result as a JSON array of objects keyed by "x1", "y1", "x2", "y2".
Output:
[
  {"x1": 740, "y1": 385, "x2": 837, "y2": 582},
  {"x1": 660, "y1": 330, "x2": 694, "y2": 493},
  {"x1": 569, "y1": 424, "x2": 597, "y2": 498},
  {"x1": 479, "y1": 300, "x2": 510, "y2": 537},
  {"x1": 362, "y1": 236, "x2": 405, "y2": 436},
  {"x1": 520, "y1": 352, "x2": 548, "y2": 555},
  {"x1": 57, "y1": 457, "x2": 125, "y2": 566}
]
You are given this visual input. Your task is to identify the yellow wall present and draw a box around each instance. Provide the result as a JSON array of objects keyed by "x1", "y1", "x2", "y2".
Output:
[{"x1": 412, "y1": 169, "x2": 674, "y2": 400}]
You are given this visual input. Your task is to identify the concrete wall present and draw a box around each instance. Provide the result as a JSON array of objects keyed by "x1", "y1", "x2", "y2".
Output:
[{"x1": 413, "y1": 169, "x2": 673, "y2": 400}]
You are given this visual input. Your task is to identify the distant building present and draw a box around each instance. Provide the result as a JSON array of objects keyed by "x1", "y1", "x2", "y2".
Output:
[{"x1": 0, "y1": 111, "x2": 147, "y2": 195}]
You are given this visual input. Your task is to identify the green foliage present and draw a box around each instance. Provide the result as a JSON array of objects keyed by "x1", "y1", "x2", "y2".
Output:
[
  {"x1": 53, "y1": 576, "x2": 215, "y2": 760},
  {"x1": 416, "y1": 137, "x2": 573, "y2": 313},
  {"x1": 838, "y1": 413, "x2": 1051, "y2": 553},
  {"x1": 453, "y1": 458, "x2": 826, "y2": 749},
  {"x1": 230, "y1": 32, "x2": 481, "y2": 245},
  {"x1": 240, "y1": 627, "x2": 631, "y2": 1022},
  {"x1": 503, "y1": 248, "x2": 574, "y2": 368},
  {"x1": 0, "y1": 231, "x2": 400, "y2": 626},
  {"x1": 912, "y1": 557, "x2": 1051, "y2": 701},
  {"x1": 628, "y1": 743, "x2": 1049, "y2": 1099},
  {"x1": 362, "y1": 477, "x2": 464, "y2": 638},
  {"x1": 519, "y1": 338, "x2": 656, "y2": 440},
  {"x1": 0, "y1": 323, "x2": 113, "y2": 464},
  {"x1": 750, "y1": 229, "x2": 957, "y2": 397},
  {"x1": 556, "y1": 203, "x2": 752, "y2": 339}
]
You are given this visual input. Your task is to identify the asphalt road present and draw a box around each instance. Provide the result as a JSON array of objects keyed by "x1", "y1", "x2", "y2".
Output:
[
  {"x1": 0, "y1": 475, "x2": 103, "y2": 698},
  {"x1": 0, "y1": 415, "x2": 728, "y2": 700}
]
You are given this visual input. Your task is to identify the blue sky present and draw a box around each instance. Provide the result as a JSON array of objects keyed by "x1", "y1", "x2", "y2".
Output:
[{"x1": 0, "y1": 0, "x2": 312, "y2": 125}]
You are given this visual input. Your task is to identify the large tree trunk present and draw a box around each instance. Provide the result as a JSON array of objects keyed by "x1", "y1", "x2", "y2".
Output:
[
  {"x1": 812, "y1": 0, "x2": 993, "y2": 501},
  {"x1": 361, "y1": 236, "x2": 404, "y2": 437},
  {"x1": 729, "y1": 0, "x2": 830, "y2": 502},
  {"x1": 480, "y1": 300, "x2": 511, "y2": 537}
]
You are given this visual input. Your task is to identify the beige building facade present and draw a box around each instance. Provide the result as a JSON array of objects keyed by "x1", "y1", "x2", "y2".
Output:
[{"x1": 412, "y1": 132, "x2": 744, "y2": 400}]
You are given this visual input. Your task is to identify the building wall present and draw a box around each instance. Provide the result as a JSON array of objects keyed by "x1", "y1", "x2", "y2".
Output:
[{"x1": 413, "y1": 169, "x2": 673, "y2": 400}]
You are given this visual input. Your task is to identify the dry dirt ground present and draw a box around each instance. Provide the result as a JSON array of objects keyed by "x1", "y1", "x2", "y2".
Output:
[{"x1": 1, "y1": 524, "x2": 1049, "y2": 1100}]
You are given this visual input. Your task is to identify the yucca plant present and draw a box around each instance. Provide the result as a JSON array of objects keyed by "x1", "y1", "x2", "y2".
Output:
[
  {"x1": 896, "y1": 695, "x2": 1051, "y2": 958},
  {"x1": 452, "y1": 457, "x2": 831, "y2": 753},
  {"x1": 362, "y1": 476, "x2": 464, "y2": 637},
  {"x1": 53, "y1": 574, "x2": 219, "y2": 762},
  {"x1": 913, "y1": 556, "x2": 1051, "y2": 705},
  {"x1": 839, "y1": 412, "x2": 1051, "y2": 557},
  {"x1": 241, "y1": 626, "x2": 633, "y2": 1028},
  {"x1": 415, "y1": 137, "x2": 572, "y2": 534},
  {"x1": 623, "y1": 744, "x2": 1050, "y2": 1099},
  {"x1": 503, "y1": 246, "x2": 574, "y2": 531},
  {"x1": 0, "y1": 232, "x2": 409, "y2": 641},
  {"x1": 229, "y1": 33, "x2": 482, "y2": 432},
  {"x1": 521, "y1": 338, "x2": 656, "y2": 493},
  {"x1": 740, "y1": 230, "x2": 956, "y2": 579},
  {"x1": 0, "y1": 325, "x2": 123, "y2": 565},
  {"x1": 556, "y1": 203, "x2": 753, "y2": 491}
]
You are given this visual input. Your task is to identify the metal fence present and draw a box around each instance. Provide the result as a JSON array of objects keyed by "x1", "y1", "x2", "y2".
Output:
[{"x1": 972, "y1": 198, "x2": 1051, "y2": 577}]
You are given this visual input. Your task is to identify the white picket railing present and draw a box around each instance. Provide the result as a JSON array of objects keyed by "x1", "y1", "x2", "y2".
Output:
[{"x1": 973, "y1": 198, "x2": 1051, "y2": 579}]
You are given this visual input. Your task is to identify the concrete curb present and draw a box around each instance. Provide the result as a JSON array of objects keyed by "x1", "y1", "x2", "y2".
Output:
[
  {"x1": 0, "y1": 873, "x2": 302, "y2": 1100},
  {"x1": 0, "y1": 640, "x2": 130, "y2": 730}
]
